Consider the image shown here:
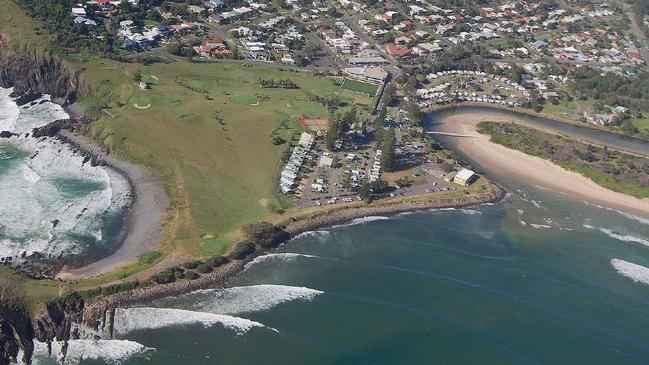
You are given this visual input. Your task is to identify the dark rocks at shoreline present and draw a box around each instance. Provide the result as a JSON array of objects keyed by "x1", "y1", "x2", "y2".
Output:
[
  {"x1": 0, "y1": 131, "x2": 16, "y2": 138},
  {"x1": 12, "y1": 90, "x2": 43, "y2": 107},
  {"x1": 31, "y1": 118, "x2": 77, "y2": 139}
]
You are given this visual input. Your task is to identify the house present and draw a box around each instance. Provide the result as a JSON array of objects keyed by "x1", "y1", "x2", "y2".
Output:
[
  {"x1": 394, "y1": 36, "x2": 411, "y2": 45},
  {"x1": 385, "y1": 45, "x2": 412, "y2": 58},
  {"x1": 453, "y1": 169, "x2": 476, "y2": 186},
  {"x1": 281, "y1": 53, "x2": 295, "y2": 64},
  {"x1": 71, "y1": 7, "x2": 87, "y2": 17}
]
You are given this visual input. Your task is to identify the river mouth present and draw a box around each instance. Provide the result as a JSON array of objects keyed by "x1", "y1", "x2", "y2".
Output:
[
  {"x1": 0, "y1": 88, "x2": 132, "y2": 273},
  {"x1": 425, "y1": 105, "x2": 649, "y2": 157}
]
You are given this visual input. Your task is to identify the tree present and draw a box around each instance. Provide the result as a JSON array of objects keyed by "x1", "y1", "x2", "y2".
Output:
[
  {"x1": 380, "y1": 129, "x2": 397, "y2": 172},
  {"x1": 133, "y1": 69, "x2": 143, "y2": 82},
  {"x1": 404, "y1": 102, "x2": 423, "y2": 127},
  {"x1": 326, "y1": 114, "x2": 341, "y2": 150},
  {"x1": 383, "y1": 84, "x2": 396, "y2": 107}
]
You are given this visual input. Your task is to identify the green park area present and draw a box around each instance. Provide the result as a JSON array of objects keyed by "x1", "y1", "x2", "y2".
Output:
[
  {"x1": 341, "y1": 78, "x2": 381, "y2": 96},
  {"x1": 79, "y1": 59, "x2": 375, "y2": 270}
]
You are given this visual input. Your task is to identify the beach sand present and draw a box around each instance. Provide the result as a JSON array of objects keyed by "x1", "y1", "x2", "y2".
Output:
[
  {"x1": 436, "y1": 114, "x2": 649, "y2": 218},
  {"x1": 56, "y1": 131, "x2": 169, "y2": 281}
]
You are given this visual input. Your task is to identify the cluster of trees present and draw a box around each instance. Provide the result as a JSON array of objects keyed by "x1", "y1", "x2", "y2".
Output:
[
  {"x1": 258, "y1": 78, "x2": 299, "y2": 89},
  {"x1": 572, "y1": 68, "x2": 649, "y2": 111},
  {"x1": 325, "y1": 105, "x2": 359, "y2": 150},
  {"x1": 429, "y1": 44, "x2": 489, "y2": 74},
  {"x1": 312, "y1": 94, "x2": 343, "y2": 112}
]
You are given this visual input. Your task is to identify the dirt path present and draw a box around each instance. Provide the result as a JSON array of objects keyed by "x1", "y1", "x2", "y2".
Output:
[
  {"x1": 437, "y1": 115, "x2": 649, "y2": 218},
  {"x1": 56, "y1": 131, "x2": 170, "y2": 280}
]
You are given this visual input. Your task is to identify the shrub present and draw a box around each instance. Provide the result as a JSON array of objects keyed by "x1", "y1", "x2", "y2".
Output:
[
  {"x1": 182, "y1": 260, "x2": 203, "y2": 270},
  {"x1": 185, "y1": 271, "x2": 199, "y2": 280},
  {"x1": 243, "y1": 222, "x2": 290, "y2": 248},
  {"x1": 229, "y1": 242, "x2": 255, "y2": 260},
  {"x1": 208, "y1": 256, "x2": 228, "y2": 267},
  {"x1": 100, "y1": 281, "x2": 140, "y2": 296},
  {"x1": 196, "y1": 264, "x2": 212, "y2": 274},
  {"x1": 174, "y1": 271, "x2": 185, "y2": 280},
  {"x1": 152, "y1": 270, "x2": 176, "y2": 284}
]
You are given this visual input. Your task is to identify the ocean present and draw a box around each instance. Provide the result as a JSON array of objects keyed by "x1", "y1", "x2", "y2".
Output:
[
  {"x1": 0, "y1": 88, "x2": 130, "y2": 265},
  {"x1": 33, "y1": 180, "x2": 649, "y2": 364}
]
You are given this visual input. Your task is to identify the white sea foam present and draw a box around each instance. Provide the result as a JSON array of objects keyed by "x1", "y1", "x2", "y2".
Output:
[
  {"x1": 613, "y1": 210, "x2": 649, "y2": 226},
  {"x1": 599, "y1": 228, "x2": 649, "y2": 247},
  {"x1": 113, "y1": 307, "x2": 268, "y2": 336},
  {"x1": 33, "y1": 339, "x2": 152, "y2": 364},
  {"x1": 167, "y1": 284, "x2": 324, "y2": 315},
  {"x1": 519, "y1": 220, "x2": 527, "y2": 227},
  {"x1": 293, "y1": 230, "x2": 330, "y2": 240},
  {"x1": 529, "y1": 224, "x2": 552, "y2": 229},
  {"x1": 0, "y1": 89, "x2": 131, "y2": 261},
  {"x1": 530, "y1": 200, "x2": 545, "y2": 210},
  {"x1": 460, "y1": 209, "x2": 481, "y2": 215},
  {"x1": 244, "y1": 253, "x2": 317, "y2": 269},
  {"x1": 334, "y1": 216, "x2": 390, "y2": 228},
  {"x1": 611, "y1": 259, "x2": 649, "y2": 285}
]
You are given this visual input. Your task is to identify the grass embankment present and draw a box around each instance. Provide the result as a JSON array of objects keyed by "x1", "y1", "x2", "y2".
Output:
[
  {"x1": 477, "y1": 121, "x2": 649, "y2": 198},
  {"x1": 81, "y1": 59, "x2": 374, "y2": 266},
  {"x1": 0, "y1": 267, "x2": 60, "y2": 316}
]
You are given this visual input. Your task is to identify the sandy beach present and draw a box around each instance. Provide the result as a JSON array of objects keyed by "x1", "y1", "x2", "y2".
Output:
[
  {"x1": 436, "y1": 113, "x2": 649, "y2": 218},
  {"x1": 55, "y1": 131, "x2": 169, "y2": 281}
]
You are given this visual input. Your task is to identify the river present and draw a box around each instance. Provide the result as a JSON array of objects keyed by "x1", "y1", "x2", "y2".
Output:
[{"x1": 427, "y1": 105, "x2": 649, "y2": 157}]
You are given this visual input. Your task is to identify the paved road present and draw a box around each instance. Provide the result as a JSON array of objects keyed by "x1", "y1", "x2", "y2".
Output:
[{"x1": 620, "y1": 1, "x2": 649, "y2": 66}]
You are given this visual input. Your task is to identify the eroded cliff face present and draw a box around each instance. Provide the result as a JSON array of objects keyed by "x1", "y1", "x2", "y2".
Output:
[
  {"x1": 0, "y1": 34, "x2": 77, "y2": 104},
  {"x1": 0, "y1": 301, "x2": 34, "y2": 365},
  {"x1": 0, "y1": 293, "x2": 85, "y2": 365}
]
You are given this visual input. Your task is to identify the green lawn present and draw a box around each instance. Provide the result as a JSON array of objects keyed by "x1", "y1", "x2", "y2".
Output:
[
  {"x1": 82, "y1": 60, "x2": 374, "y2": 260},
  {"x1": 341, "y1": 79, "x2": 380, "y2": 96}
]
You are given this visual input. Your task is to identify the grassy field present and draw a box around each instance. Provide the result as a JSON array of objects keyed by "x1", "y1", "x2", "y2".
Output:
[
  {"x1": 0, "y1": 267, "x2": 61, "y2": 316},
  {"x1": 81, "y1": 59, "x2": 374, "y2": 265},
  {"x1": 341, "y1": 79, "x2": 380, "y2": 96}
]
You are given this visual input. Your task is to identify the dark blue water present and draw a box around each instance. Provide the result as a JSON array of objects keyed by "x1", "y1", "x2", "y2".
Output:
[{"x1": 36, "y1": 184, "x2": 649, "y2": 365}]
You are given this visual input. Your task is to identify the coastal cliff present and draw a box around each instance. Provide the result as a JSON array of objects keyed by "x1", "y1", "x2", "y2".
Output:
[
  {"x1": 0, "y1": 294, "x2": 84, "y2": 365},
  {"x1": 0, "y1": 35, "x2": 77, "y2": 104}
]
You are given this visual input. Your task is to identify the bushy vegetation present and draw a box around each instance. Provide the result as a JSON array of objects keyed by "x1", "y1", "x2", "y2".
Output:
[
  {"x1": 478, "y1": 121, "x2": 649, "y2": 198},
  {"x1": 196, "y1": 264, "x2": 212, "y2": 273},
  {"x1": 152, "y1": 270, "x2": 176, "y2": 284},
  {"x1": 182, "y1": 260, "x2": 203, "y2": 270},
  {"x1": 185, "y1": 271, "x2": 199, "y2": 280},
  {"x1": 229, "y1": 242, "x2": 255, "y2": 260},
  {"x1": 207, "y1": 256, "x2": 229, "y2": 267},
  {"x1": 243, "y1": 222, "x2": 290, "y2": 248},
  {"x1": 572, "y1": 69, "x2": 649, "y2": 111}
]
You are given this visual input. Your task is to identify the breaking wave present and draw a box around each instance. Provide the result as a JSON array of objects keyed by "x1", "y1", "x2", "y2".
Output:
[
  {"x1": 611, "y1": 259, "x2": 649, "y2": 285},
  {"x1": 33, "y1": 339, "x2": 152, "y2": 364},
  {"x1": 0, "y1": 88, "x2": 131, "y2": 262},
  {"x1": 113, "y1": 307, "x2": 270, "y2": 336},
  {"x1": 332, "y1": 216, "x2": 391, "y2": 228},
  {"x1": 292, "y1": 230, "x2": 330, "y2": 240},
  {"x1": 598, "y1": 228, "x2": 649, "y2": 247},
  {"x1": 529, "y1": 224, "x2": 552, "y2": 230},
  {"x1": 244, "y1": 253, "x2": 318, "y2": 269},
  {"x1": 158, "y1": 284, "x2": 323, "y2": 315}
]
